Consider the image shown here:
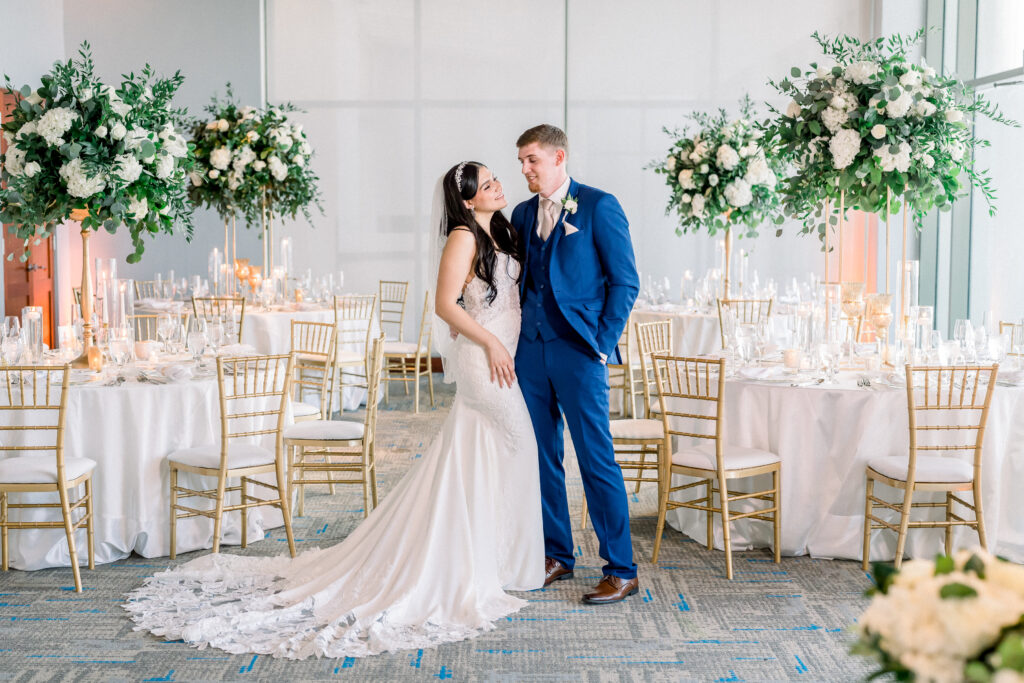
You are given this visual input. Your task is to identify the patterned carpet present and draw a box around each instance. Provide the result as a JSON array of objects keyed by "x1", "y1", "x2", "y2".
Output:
[{"x1": 0, "y1": 378, "x2": 875, "y2": 682}]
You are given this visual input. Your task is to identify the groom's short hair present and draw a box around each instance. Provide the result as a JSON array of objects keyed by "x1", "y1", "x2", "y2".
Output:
[{"x1": 517, "y1": 124, "x2": 568, "y2": 152}]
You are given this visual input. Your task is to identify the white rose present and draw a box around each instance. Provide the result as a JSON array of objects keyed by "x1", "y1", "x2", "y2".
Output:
[
  {"x1": 680, "y1": 194, "x2": 692, "y2": 203},
  {"x1": 689, "y1": 139, "x2": 709, "y2": 162},
  {"x1": 23, "y1": 161, "x2": 40, "y2": 178},
  {"x1": 666, "y1": 155, "x2": 677, "y2": 171},
  {"x1": 123, "y1": 127, "x2": 152, "y2": 151},
  {"x1": 815, "y1": 65, "x2": 831, "y2": 80},
  {"x1": 744, "y1": 155, "x2": 775, "y2": 187},
  {"x1": 267, "y1": 155, "x2": 288, "y2": 181},
  {"x1": 205, "y1": 120, "x2": 219, "y2": 131},
  {"x1": 921, "y1": 153, "x2": 935, "y2": 169},
  {"x1": 915, "y1": 100, "x2": 937, "y2": 117},
  {"x1": 189, "y1": 171, "x2": 203, "y2": 187},
  {"x1": 786, "y1": 100, "x2": 801, "y2": 119},
  {"x1": 252, "y1": 160, "x2": 266, "y2": 171},
  {"x1": 232, "y1": 145, "x2": 256, "y2": 173},
  {"x1": 871, "y1": 124, "x2": 887, "y2": 139},
  {"x1": 246, "y1": 130, "x2": 259, "y2": 143},
  {"x1": 209, "y1": 146, "x2": 232, "y2": 171},
  {"x1": 945, "y1": 109, "x2": 964, "y2": 123},
  {"x1": 217, "y1": 119, "x2": 229, "y2": 132},
  {"x1": 127, "y1": 195, "x2": 148, "y2": 220},
  {"x1": 845, "y1": 60, "x2": 878, "y2": 85},
  {"x1": 690, "y1": 194, "x2": 705, "y2": 218},
  {"x1": 292, "y1": 154, "x2": 305, "y2": 167},
  {"x1": 899, "y1": 70, "x2": 923, "y2": 88},
  {"x1": 886, "y1": 90, "x2": 914, "y2": 119},
  {"x1": 715, "y1": 144, "x2": 740, "y2": 171},
  {"x1": 154, "y1": 154, "x2": 175, "y2": 179},
  {"x1": 112, "y1": 153, "x2": 143, "y2": 183},
  {"x1": 78, "y1": 87, "x2": 93, "y2": 102},
  {"x1": 94, "y1": 125, "x2": 108, "y2": 138},
  {"x1": 161, "y1": 132, "x2": 188, "y2": 158},
  {"x1": 110, "y1": 122, "x2": 127, "y2": 140},
  {"x1": 708, "y1": 173, "x2": 719, "y2": 187},
  {"x1": 677, "y1": 169, "x2": 696, "y2": 190},
  {"x1": 699, "y1": 163, "x2": 709, "y2": 173},
  {"x1": 208, "y1": 169, "x2": 221, "y2": 179},
  {"x1": 3, "y1": 145, "x2": 26, "y2": 175},
  {"x1": 26, "y1": 91, "x2": 44, "y2": 106},
  {"x1": 300, "y1": 141, "x2": 311, "y2": 155}
]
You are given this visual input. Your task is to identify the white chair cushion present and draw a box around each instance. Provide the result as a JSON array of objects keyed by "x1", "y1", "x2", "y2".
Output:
[
  {"x1": 867, "y1": 455, "x2": 973, "y2": 483},
  {"x1": 610, "y1": 418, "x2": 664, "y2": 440},
  {"x1": 335, "y1": 350, "x2": 364, "y2": 364},
  {"x1": 0, "y1": 456, "x2": 96, "y2": 484},
  {"x1": 383, "y1": 341, "x2": 427, "y2": 355},
  {"x1": 168, "y1": 443, "x2": 276, "y2": 470},
  {"x1": 284, "y1": 419, "x2": 365, "y2": 441},
  {"x1": 672, "y1": 442, "x2": 779, "y2": 472},
  {"x1": 291, "y1": 401, "x2": 321, "y2": 418}
]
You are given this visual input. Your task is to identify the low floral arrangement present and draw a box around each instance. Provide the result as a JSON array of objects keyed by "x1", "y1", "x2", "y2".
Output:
[
  {"x1": 0, "y1": 43, "x2": 195, "y2": 263},
  {"x1": 188, "y1": 85, "x2": 322, "y2": 227},
  {"x1": 854, "y1": 551, "x2": 1024, "y2": 682},
  {"x1": 651, "y1": 96, "x2": 784, "y2": 239},
  {"x1": 764, "y1": 30, "x2": 1017, "y2": 240}
]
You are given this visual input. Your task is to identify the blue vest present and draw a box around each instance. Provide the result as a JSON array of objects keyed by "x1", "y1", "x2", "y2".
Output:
[{"x1": 521, "y1": 231, "x2": 577, "y2": 342}]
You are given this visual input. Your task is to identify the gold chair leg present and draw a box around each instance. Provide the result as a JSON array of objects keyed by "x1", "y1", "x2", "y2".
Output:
[
  {"x1": 361, "y1": 469, "x2": 370, "y2": 519},
  {"x1": 414, "y1": 361, "x2": 420, "y2": 414},
  {"x1": 85, "y1": 478, "x2": 95, "y2": 570},
  {"x1": 706, "y1": 480, "x2": 714, "y2": 551},
  {"x1": 862, "y1": 475, "x2": 874, "y2": 571},
  {"x1": 427, "y1": 360, "x2": 435, "y2": 408},
  {"x1": 893, "y1": 487, "x2": 914, "y2": 570},
  {"x1": 403, "y1": 358, "x2": 410, "y2": 395},
  {"x1": 327, "y1": 452, "x2": 337, "y2": 495},
  {"x1": 581, "y1": 493, "x2": 589, "y2": 530},
  {"x1": 634, "y1": 450, "x2": 645, "y2": 494},
  {"x1": 720, "y1": 477, "x2": 733, "y2": 580},
  {"x1": 297, "y1": 447, "x2": 307, "y2": 518},
  {"x1": 211, "y1": 472, "x2": 228, "y2": 555},
  {"x1": 58, "y1": 485, "x2": 82, "y2": 593},
  {"x1": 772, "y1": 468, "x2": 782, "y2": 565},
  {"x1": 169, "y1": 468, "x2": 178, "y2": 559},
  {"x1": 276, "y1": 454, "x2": 297, "y2": 558},
  {"x1": 651, "y1": 448, "x2": 670, "y2": 564},
  {"x1": 944, "y1": 491, "x2": 953, "y2": 557},
  {"x1": 369, "y1": 444, "x2": 379, "y2": 509},
  {"x1": 240, "y1": 477, "x2": 248, "y2": 549},
  {"x1": 1, "y1": 492, "x2": 8, "y2": 571},
  {"x1": 974, "y1": 479, "x2": 988, "y2": 551}
]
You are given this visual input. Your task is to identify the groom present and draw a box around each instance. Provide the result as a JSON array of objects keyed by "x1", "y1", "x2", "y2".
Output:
[{"x1": 513, "y1": 124, "x2": 640, "y2": 604}]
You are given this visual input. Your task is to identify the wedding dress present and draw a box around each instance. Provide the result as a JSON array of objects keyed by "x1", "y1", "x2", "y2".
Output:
[{"x1": 125, "y1": 251, "x2": 545, "y2": 659}]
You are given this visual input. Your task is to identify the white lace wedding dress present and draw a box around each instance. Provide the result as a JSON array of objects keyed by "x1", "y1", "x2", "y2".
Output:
[{"x1": 125, "y1": 252, "x2": 545, "y2": 659}]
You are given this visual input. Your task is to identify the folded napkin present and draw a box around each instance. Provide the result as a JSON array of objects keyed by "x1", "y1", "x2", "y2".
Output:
[
  {"x1": 737, "y1": 366, "x2": 785, "y2": 381},
  {"x1": 997, "y1": 368, "x2": 1024, "y2": 385},
  {"x1": 161, "y1": 364, "x2": 194, "y2": 382}
]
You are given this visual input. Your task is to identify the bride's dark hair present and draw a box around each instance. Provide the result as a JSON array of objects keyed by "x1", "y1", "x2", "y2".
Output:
[{"x1": 442, "y1": 161, "x2": 521, "y2": 304}]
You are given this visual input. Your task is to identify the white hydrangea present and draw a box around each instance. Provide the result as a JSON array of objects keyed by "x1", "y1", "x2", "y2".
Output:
[
  {"x1": 232, "y1": 145, "x2": 256, "y2": 173},
  {"x1": 677, "y1": 169, "x2": 696, "y2": 190},
  {"x1": 821, "y1": 106, "x2": 849, "y2": 134},
  {"x1": 690, "y1": 193, "x2": 705, "y2": 218},
  {"x1": 723, "y1": 178, "x2": 753, "y2": 208},
  {"x1": 744, "y1": 155, "x2": 776, "y2": 187},
  {"x1": 900, "y1": 69, "x2": 923, "y2": 88},
  {"x1": 127, "y1": 195, "x2": 148, "y2": 220},
  {"x1": 3, "y1": 144, "x2": 26, "y2": 175},
  {"x1": 915, "y1": 100, "x2": 937, "y2": 117},
  {"x1": 161, "y1": 131, "x2": 188, "y2": 158},
  {"x1": 666, "y1": 155, "x2": 677, "y2": 171},
  {"x1": 886, "y1": 90, "x2": 914, "y2": 119},
  {"x1": 267, "y1": 155, "x2": 288, "y2": 181},
  {"x1": 786, "y1": 100, "x2": 801, "y2": 119},
  {"x1": 299, "y1": 141, "x2": 312, "y2": 155},
  {"x1": 239, "y1": 106, "x2": 257, "y2": 121},
  {"x1": 815, "y1": 65, "x2": 832, "y2": 80},
  {"x1": 154, "y1": 153, "x2": 175, "y2": 179},
  {"x1": 292, "y1": 154, "x2": 305, "y2": 168},
  {"x1": 252, "y1": 160, "x2": 266, "y2": 172},
  {"x1": 738, "y1": 143, "x2": 757, "y2": 158},
  {"x1": 209, "y1": 146, "x2": 232, "y2": 171},
  {"x1": 845, "y1": 61, "x2": 879, "y2": 85},
  {"x1": 246, "y1": 130, "x2": 260, "y2": 143},
  {"x1": 874, "y1": 141, "x2": 912, "y2": 173},
  {"x1": 110, "y1": 122, "x2": 127, "y2": 140},
  {"x1": 23, "y1": 161, "x2": 40, "y2": 178},
  {"x1": 945, "y1": 139, "x2": 966, "y2": 162},
  {"x1": 15, "y1": 120, "x2": 37, "y2": 140},
  {"x1": 59, "y1": 158, "x2": 106, "y2": 198},
  {"x1": 35, "y1": 106, "x2": 80, "y2": 146},
  {"x1": 227, "y1": 170, "x2": 242, "y2": 191},
  {"x1": 2, "y1": 130, "x2": 13, "y2": 145},
  {"x1": 715, "y1": 144, "x2": 740, "y2": 171},
  {"x1": 123, "y1": 127, "x2": 152, "y2": 152},
  {"x1": 113, "y1": 153, "x2": 144, "y2": 183},
  {"x1": 945, "y1": 109, "x2": 964, "y2": 123},
  {"x1": 828, "y1": 129, "x2": 862, "y2": 169},
  {"x1": 689, "y1": 139, "x2": 709, "y2": 162},
  {"x1": 269, "y1": 127, "x2": 292, "y2": 149}
]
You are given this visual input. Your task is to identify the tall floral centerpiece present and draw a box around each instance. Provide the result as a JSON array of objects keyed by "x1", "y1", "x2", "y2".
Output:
[
  {"x1": 855, "y1": 551, "x2": 1024, "y2": 683},
  {"x1": 189, "y1": 88, "x2": 321, "y2": 291},
  {"x1": 0, "y1": 43, "x2": 195, "y2": 357},
  {"x1": 651, "y1": 96, "x2": 784, "y2": 296},
  {"x1": 764, "y1": 30, "x2": 1017, "y2": 326}
]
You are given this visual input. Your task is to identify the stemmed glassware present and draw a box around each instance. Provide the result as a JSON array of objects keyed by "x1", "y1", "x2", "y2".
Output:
[
  {"x1": 157, "y1": 313, "x2": 177, "y2": 354},
  {"x1": 2, "y1": 317, "x2": 23, "y2": 364},
  {"x1": 187, "y1": 318, "x2": 208, "y2": 367}
]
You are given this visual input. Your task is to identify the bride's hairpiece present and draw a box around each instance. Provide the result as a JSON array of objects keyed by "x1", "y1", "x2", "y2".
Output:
[{"x1": 455, "y1": 161, "x2": 468, "y2": 192}]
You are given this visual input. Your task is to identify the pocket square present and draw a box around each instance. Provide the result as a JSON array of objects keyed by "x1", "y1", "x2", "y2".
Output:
[{"x1": 563, "y1": 222, "x2": 579, "y2": 235}]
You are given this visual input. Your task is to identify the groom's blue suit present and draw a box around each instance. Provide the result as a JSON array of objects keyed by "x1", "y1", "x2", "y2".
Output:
[{"x1": 513, "y1": 178, "x2": 639, "y2": 580}]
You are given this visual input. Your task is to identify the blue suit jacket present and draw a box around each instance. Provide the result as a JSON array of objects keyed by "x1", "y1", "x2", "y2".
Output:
[{"x1": 513, "y1": 178, "x2": 639, "y2": 362}]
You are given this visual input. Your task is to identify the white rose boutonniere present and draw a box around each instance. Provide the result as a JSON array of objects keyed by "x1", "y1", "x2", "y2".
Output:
[{"x1": 561, "y1": 194, "x2": 578, "y2": 214}]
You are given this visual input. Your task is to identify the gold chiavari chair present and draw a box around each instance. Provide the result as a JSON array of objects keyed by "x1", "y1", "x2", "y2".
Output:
[
  {"x1": 635, "y1": 319, "x2": 674, "y2": 421},
  {"x1": 862, "y1": 364, "x2": 998, "y2": 570},
  {"x1": 0, "y1": 365, "x2": 95, "y2": 592},
  {"x1": 285, "y1": 335, "x2": 385, "y2": 518},
  {"x1": 130, "y1": 311, "x2": 190, "y2": 345},
  {"x1": 134, "y1": 280, "x2": 161, "y2": 299},
  {"x1": 581, "y1": 320, "x2": 671, "y2": 530},
  {"x1": 334, "y1": 294, "x2": 378, "y2": 392},
  {"x1": 999, "y1": 321, "x2": 1022, "y2": 357},
  {"x1": 608, "y1": 323, "x2": 640, "y2": 419},
  {"x1": 193, "y1": 296, "x2": 246, "y2": 341},
  {"x1": 382, "y1": 291, "x2": 434, "y2": 413},
  {"x1": 166, "y1": 354, "x2": 296, "y2": 559},
  {"x1": 291, "y1": 320, "x2": 337, "y2": 423},
  {"x1": 378, "y1": 280, "x2": 409, "y2": 342},
  {"x1": 651, "y1": 355, "x2": 781, "y2": 579},
  {"x1": 716, "y1": 298, "x2": 774, "y2": 349}
]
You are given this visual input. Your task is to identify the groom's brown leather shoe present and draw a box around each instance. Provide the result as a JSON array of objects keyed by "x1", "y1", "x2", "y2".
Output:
[
  {"x1": 544, "y1": 557, "x2": 573, "y2": 586},
  {"x1": 582, "y1": 575, "x2": 639, "y2": 604}
]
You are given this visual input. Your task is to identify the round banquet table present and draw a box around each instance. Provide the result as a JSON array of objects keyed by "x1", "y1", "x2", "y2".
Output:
[
  {"x1": 0, "y1": 373, "x2": 291, "y2": 570},
  {"x1": 241, "y1": 305, "x2": 379, "y2": 411},
  {"x1": 630, "y1": 305, "x2": 721, "y2": 357},
  {"x1": 662, "y1": 370, "x2": 1024, "y2": 563}
]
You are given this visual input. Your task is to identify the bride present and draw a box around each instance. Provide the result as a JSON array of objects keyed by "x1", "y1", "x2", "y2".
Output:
[{"x1": 125, "y1": 161, "x2": 545, "y2": 659}]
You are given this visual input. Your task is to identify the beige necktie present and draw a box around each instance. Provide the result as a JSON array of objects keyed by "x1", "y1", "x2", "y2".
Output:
[{"x1": 539, "y1": 198, "x2": 559, "y2": 241}]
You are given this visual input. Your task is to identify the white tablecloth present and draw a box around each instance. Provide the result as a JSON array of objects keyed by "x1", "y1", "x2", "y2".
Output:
[
  {"x1": 630, "y1": 306, "x2": 721, "y2": 357},
  {"x1": 242, "y1": 306, "x2": 379, "y2": 411},
  {"x1": 663, "y1": 371, "x2": 1024, "y2": 563},
  {"x1": 1, "y1": 376, "x2": 290, "y2": 570}
]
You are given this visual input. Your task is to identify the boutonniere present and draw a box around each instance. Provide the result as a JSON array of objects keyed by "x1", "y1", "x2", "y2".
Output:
[{"x1": 561, "y1": 194, "x2": 578, "y2": 214}]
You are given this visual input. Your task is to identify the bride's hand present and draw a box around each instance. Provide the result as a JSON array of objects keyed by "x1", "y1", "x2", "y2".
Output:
[{"x1": 485, "y1": 338, "x2": 516, "y2": 388}]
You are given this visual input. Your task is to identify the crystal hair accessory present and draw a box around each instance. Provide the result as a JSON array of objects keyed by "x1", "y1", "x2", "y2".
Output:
[{"x1": 455, "y1": 161, "x2": 468, "y2": 191}]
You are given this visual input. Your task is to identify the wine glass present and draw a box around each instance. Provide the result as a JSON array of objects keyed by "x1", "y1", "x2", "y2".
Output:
[
  {"x1": 156, "y1": 313, "x2": 176, "y2": 353},
  {"x1": 754, "y1": 318, "x2": 772, "y2": 364},
  {"x1": 187, "y1": 321, "x2": 208, "y2": 366},
  {"x1": 206, "y1": 317, "x2": 225, "y2": 352}
]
